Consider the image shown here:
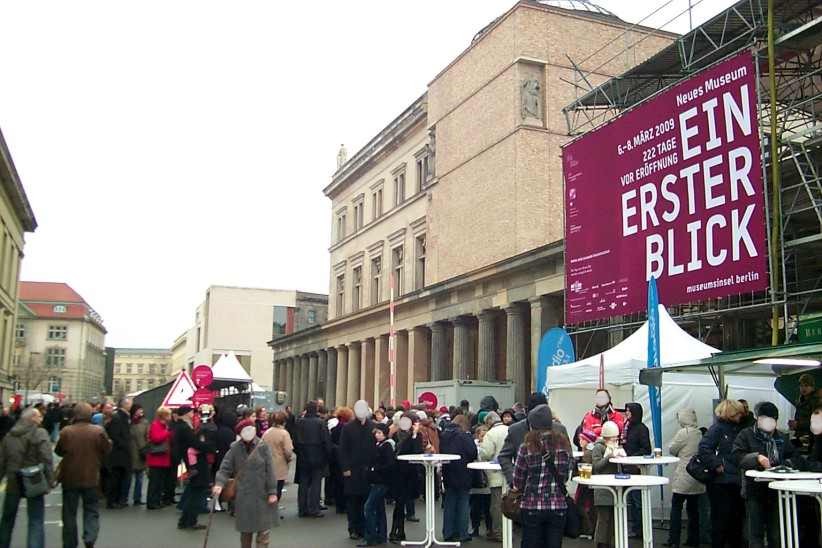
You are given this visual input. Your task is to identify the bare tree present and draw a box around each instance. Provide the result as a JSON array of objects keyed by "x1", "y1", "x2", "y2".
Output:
[{"x1": 19, "y1": 352, "x2": 48, "y2": 398}]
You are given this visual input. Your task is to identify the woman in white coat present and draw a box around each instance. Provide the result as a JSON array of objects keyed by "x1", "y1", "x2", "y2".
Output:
[
  {"x1": 478, "y1": 411, "x2": 508, "y2": 542},
  {"x1": 666, "y1": 409, "x2": 705, "y2": 548}
]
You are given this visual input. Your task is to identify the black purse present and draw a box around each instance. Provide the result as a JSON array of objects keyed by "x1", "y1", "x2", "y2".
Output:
[
  {"x1": 686, "y1": 453, "x2": 716, "y2": 484},
  {"x1": 545, "y1": 453, "x2": 581, "y2": 539}
]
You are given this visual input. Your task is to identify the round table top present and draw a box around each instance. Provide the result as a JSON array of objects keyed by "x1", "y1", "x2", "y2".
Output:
[
  {"x1": 611, "y1": 456, "x2": 680, "y2": 466},
  {"x1": 746, "y1": 470, "x2": 822, "y2": 480},
  {"x1": 397, "y1": 453, "x2": 461, "y2": 463},
  {"x1": 573, "y1": 474, "x2": 669, "y2": 487},
  {"x1": 768, "y1": 479, "x2": 822, "y2": 494},
  {"x1": 468, "y1": 461, "x2": 502, "y2": 471}
]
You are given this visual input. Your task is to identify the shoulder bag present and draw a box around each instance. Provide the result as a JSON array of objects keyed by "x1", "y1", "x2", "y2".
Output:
[
  {"x1": 545, "y1": 452, "x2": 581, "y2": 538},
  {"x1": 17, "y1": 435, "x2": 49, "y2": 498},
  {"x1": 686, "y1": 453, "x2": 716, "y2": 484},
  {"x1": 221, "y1": 443, "x2": 259, "y2": 502},
  {"x1": 501, "y1": 487, "x2": 522, "y2": 522}
]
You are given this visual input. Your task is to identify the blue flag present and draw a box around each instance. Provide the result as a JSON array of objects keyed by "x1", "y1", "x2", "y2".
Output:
[
  {"x1": 536, "y1": 327, "x2": 575, "y2": 395},
  {"x1": 647, "y1": 277, "x2": 663, "y2": 450}
]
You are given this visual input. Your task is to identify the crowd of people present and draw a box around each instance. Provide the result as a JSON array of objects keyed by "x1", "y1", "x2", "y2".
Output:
[{"x1": 0, "y1": 372, "x2": 819, "y2": 548}]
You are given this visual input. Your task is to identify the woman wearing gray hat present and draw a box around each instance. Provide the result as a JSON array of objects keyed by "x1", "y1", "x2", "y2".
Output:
[{"x1": 511, "y1": 404, "x2": 572, "y2": 548}]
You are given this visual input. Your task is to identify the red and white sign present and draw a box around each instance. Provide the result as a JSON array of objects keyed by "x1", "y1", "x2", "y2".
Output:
[
  {"x1": 418, "y1": 391, "x2": 438, "y2": 410},
  {"x1": 162, "y1": 371, "x2": 196, "y2": 408},
  {"x1": 192, "y1": 388, "x2": 216, "y2": 406},
  {"x1": 563, "y1": 52, "x2": 768, "y2": 324},
  {"x1": 191, "y1": 364, "x2": 214, "y2": 389}
]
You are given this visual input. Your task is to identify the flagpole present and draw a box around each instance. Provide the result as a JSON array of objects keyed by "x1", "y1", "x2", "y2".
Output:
[{"x1": 389, "y1": 272, "x2": 397, "y2": 408}]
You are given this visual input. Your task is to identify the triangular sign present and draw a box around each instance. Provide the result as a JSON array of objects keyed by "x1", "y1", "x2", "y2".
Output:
[{"x1": 162, "y1": 371, "x2": 196, "y2": 408}]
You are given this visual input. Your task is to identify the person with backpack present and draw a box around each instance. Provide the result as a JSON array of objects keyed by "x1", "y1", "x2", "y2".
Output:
[
  {"x1": 0, "y1": 407, "x2": 54, "y2": 548},
  {"x1": 512, "y1": 404, "x2": 572, "y2": 548},
  {"x1": 665, "y1": 408, "x2": 704, "y2": 548}
]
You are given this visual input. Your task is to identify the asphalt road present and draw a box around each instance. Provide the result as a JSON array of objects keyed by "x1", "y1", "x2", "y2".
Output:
[{"x1": 1, "y1": 481, "x2": 680, "y2": 548}]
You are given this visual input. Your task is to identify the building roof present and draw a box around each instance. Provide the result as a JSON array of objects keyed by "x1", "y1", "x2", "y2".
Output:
[
  {"x1": 114, "y1": 348, "x2": 171, "y2": 355},
  {"x1": 19, "y1": 281, "x2": 106, "y2": 332},
  {"x1": 0, "y1": 128, "x2": 37, "y2": 233}
]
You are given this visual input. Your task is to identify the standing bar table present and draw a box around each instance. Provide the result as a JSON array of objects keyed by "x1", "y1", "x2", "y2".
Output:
[
  {"x1": 467, "y1": 461, "x2": 511, "y2": 548},
  {"x1": 398, "y1": 453, "x2": 461, "y2": 548},
  {"x1": 769, "y1": 479, "x2": 822, "y2": 548},
  {"x1": 573, "y1": 474, "x2": 668, "y2": 548}
]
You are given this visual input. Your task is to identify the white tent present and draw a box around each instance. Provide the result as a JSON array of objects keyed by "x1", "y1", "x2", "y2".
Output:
[
  {"x1": 211, "y1": 352, "x2": 253, "y2": 383},
  {"x1": 547, "y1": 305, "x2": 794, "y2": 513}
]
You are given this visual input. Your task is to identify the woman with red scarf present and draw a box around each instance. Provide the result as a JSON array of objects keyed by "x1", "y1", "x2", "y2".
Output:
[{"x1": 580, "y1": 389, "x2": 625, "y2": 445}]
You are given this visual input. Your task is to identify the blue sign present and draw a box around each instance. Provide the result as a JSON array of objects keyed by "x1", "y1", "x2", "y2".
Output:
[
  {"x1": 647, "y1": 277, "x2": 663, "y2": 449},
  {"x1": 536, "y1": 327, "x2": 576, "y2": 395}
]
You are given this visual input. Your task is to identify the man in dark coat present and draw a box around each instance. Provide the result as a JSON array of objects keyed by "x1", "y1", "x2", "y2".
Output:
[
  {"x1": 787, "y1": 403, "x2": 822, "y2": 548},
  {"x1": 622, "y1": 402, "x2": 651, "y2": 538},
  {"x1": 174, "y1": 406, "x2": 214, "y2": 530},
  {"x1": 733, "y1": 401, "x2": 795, "y2": 548},
  {"x1": 104, "y1": 398, "x2": 133, "y2": 509},
  {"x1": 439, "y1": 415, "x2": 478, "y2": 542},
  {"x1": 295, "y1": 400, "x2": 331, "y2": 518},
  {"x1": 498, "y1": 392, "x2": 570, "y2": 484},
  {"x1": 339, "y1": 400, "x2": 376, "y2": 540}
]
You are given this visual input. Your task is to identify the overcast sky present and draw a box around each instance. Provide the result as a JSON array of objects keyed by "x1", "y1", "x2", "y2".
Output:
[{"x1": 0, "y1": 0, "x2": 737, "y2": 348}]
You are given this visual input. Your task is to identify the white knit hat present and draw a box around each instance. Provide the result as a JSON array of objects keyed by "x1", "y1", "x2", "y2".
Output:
[{"x1": 601, "y1": 421, "x2": 620, "y2": 439}]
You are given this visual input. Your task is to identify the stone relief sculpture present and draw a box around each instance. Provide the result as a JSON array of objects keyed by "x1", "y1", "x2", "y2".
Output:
[
  {"x1": 337, "y1": 144, "x2": 348, "y2": 169},
  {"x1": 427, "y1": 128, "x2": 436, "y2": 178},
  {"x1": 521, "y1": 79, "x2": 542, "y2": 120}
]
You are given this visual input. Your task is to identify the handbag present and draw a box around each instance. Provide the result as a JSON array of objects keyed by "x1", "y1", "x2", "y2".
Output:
[
  {"x1": 147, "y1": 441, "x2": 169, "y2": 455},
  {"x1": 501, "y1": 488, "x2": 522, "y2": 522},
  {"x1": 18, "y1": 464, "x2": 49, "y2": 498},
  {"x1": 686, "y1": 453, "x2": 716, "y2": 484},
  {"x1": 545, "y1": 452, "x2": 581, "y2": 539}
]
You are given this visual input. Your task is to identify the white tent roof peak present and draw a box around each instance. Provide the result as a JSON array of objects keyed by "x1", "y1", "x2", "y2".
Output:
[
  {"x1": 548, "y1": 305, "x2": 719, "y2": 388},
  {"x1": 211, "y1": 352, "x2": 252, "y2": 382}
]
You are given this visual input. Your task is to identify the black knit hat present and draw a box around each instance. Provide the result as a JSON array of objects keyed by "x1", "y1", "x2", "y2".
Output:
[
  {"x1": 755, "y1": 401, "x2": 778, "y2": 420},
  {"x1": 527, "y1": 404, "x2": 553, "y2": 430}
]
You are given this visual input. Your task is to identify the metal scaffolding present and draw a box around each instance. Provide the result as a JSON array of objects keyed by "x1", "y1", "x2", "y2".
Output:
[{"x1": 561, "y1": 0, "x2": 822, "y2": 350}]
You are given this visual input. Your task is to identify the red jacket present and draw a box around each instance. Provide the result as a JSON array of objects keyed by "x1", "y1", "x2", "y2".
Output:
[
  {"x1": 146, "y1": 419, "x2": 172, "y2": 469},
  {"x1": 581, "y1": 408, "x2": 625, "y2": 440}
]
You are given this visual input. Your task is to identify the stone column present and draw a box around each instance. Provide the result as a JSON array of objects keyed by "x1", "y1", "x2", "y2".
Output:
[
  {"x1": 408, "y1": 327, "x2": 430, "y2": 395},
  {"x1": 317, "y1": 350, "x2": 328, "y2": 405},
  {"x1": 478, "y1": 310, "x2": 497, "y2": 381},
  {"x1": 395, "y1": 330, "x2": 409, "y2": 404},
  {"x1": 285, "y1": 358, "x2": 294, "y2": 406},
  {"x1": 300, "y1": 354, "x2": 310, "y2": 411},
  {"x1": 336, "y1": 345, "x2": 348, "y2": 407},
  {"x1": 272, "y1": 360, "x2": 279, "y2": 392},
  {"x1": 308, "y1": 352, "x2": 319, "y2": 402},
  {"x1": 530, "y1": 296, "x2": 562, "y2": 393},
  {"x1": 374, "y1": 335, "x2": 389, "y2": 406},
  {"x1": 506, "y1": 304, "x2": 527, "y2": 404},
  {"x1": 325, "y1": 348, "x2": 337, "y2": 408},
  {"x1": 278, "y1": 359, "x2": 288, "y2": 393},
  {"x1": 291, "y1": 356, "x2": 302, "y2": 409},
  {"x1": 347, "y1": 341, "x2": 361, "y2": 406},
  {"x1": 452, "y1": 316, "x2": 472, "y2": 380},
  {"x1": 430, "y1": 321, "x2": 448, "y2": 381},
  {"x1": 361, "y1": 338, "x2": 375, "y2": 404}
]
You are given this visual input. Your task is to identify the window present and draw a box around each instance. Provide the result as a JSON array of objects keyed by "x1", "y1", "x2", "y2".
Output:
[
  {"x1": 352, "y1": 266, "x2": 362, "y2": 312},
  {"x1": 371, "y1": 188, "x2": 384, "y2": 221},
  {"x1": 114, "y1": 380, "x2": 122, "y2": 393},
  {"x1": 149, "y1": 364, "x2": 155, "y2": 375},
  {"x1": 272, "y1": 305, "x2": 288, "y2": 338},
  {"x1": 307, "y1": 309, "x2": 317, "y2": 324},
  {"x1": 371, "y1": 256, "x2": 382, "y2": 305},
  {"x1": 47, "y1": 376, "x2": 61, "y2": 393},
  {"x1": 125, "y1": 379, "x2": 132, "y2": 392},
  {"x1": 416, "y1": 153, "x2": 430, "y2": 192},
  {"x1": 393, "y1": 172, "x2": 406, "y2": 206},
  {"x1": 353, "y1": 201, "x2": 364, "y2": 232},
  {"x1": 137, "y1": 363, "x2": 144, "y2": 374},
  {"x1": 15, "y1": 323, "x2": 24, "y2": 340},
  {"x1": 415, "y1": 234, "x2": 426, "y2": 290},
  {"x1": 161, "y1": 364, "x2": 167, "y2": 374},
  {"x1": 336, "y1": 274, "x2": 345, "y2": 315},
  {"x1": 47, "y1": 325, "x2": 67, "y2": 340},
  {"x1": 46, "y1": 347, "x2": 66, "y2": 367},
  {"x1": 336, "y1": 211, "x2": 347, "y2": 242},
  {"x1": 126, "y1": 363, "x2": 133, "y2": 374},
  {"x1": 392, "y1": 246, "x2": 404, "y2": 296},
  {"x1": 53, "y1": 304, "x2": 66, "y2": 314},
  {"x1": 137, "y1": 379, "x2": 144, "y2": 391}
]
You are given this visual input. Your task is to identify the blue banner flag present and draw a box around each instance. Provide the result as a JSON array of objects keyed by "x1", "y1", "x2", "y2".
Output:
[
  {"x1": 647, "y1": 277, "x2": 663, "y2": 450},
  {"x1": 536, "y1": 327, "x2": 576, "y2": 395}
]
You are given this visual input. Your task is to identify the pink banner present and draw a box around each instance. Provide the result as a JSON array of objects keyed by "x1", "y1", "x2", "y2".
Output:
[{"x1": 563, "y1": 51, "x2": 768, "y2": 324}]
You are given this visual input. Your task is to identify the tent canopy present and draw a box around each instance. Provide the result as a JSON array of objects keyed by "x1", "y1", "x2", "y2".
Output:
[
  {"x1": 639, "y1": 342, "x2": 822, "y2": 388},
  {"x1": 548, "y1": 305, "x2": 719, "y2": 389},
  {"x1": 211, "y1": 352, "x2": 253, "y2": 386}
]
